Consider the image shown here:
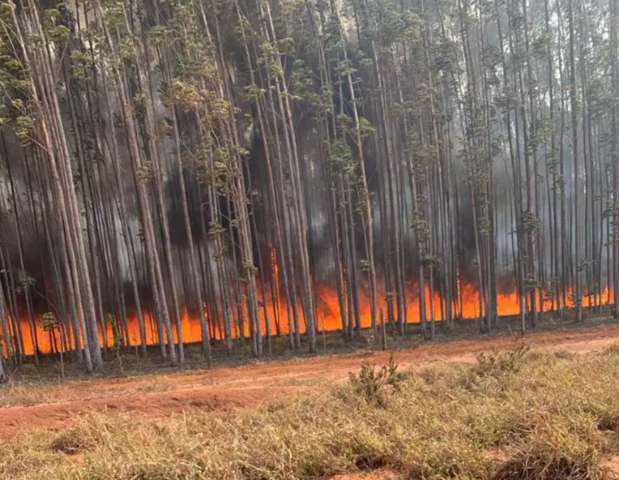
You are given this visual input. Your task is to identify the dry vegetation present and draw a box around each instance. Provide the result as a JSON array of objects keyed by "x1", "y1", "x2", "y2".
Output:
[
  {"x1": 3, "y1": 343, "x2": 619, "y2": 480},
  {"x1": 0, "y1": 370, "x2": 178, "y2": 409}
]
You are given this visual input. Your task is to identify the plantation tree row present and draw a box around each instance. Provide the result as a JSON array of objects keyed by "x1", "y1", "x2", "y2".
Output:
[{"x1": 0, "y1": 0, "x2": 617, "y2": 374}]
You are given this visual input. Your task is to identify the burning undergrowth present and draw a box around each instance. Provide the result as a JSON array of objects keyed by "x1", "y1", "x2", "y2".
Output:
[{"x1": 16, "y1": 279, "x2": 618, "y2": 359}]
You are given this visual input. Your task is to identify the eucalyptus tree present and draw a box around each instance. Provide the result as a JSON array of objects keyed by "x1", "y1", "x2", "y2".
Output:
[{"x1": 0, "y1": 0, "x2": 104, "y2": 370}]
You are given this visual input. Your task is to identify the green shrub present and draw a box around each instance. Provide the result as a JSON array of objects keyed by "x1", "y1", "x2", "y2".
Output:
[{"x1": 348, "y1": 355, "x2": 406, "y2": 406}]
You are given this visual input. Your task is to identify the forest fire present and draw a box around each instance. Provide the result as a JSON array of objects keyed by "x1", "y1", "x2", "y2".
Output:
[
  {"x1": 15, "y1": 284, "x2": 616, "y2": 356},
  {"x1": 2, "y1": 0, "x2": 619, "y2": 477},
  {"x1": 0, "y1": 0, "x2": 616, "y2": 381}
]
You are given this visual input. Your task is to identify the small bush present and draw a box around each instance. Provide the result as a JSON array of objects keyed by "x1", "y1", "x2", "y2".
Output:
[
  {"x1": 349, "y1": 356, "x2": 406, "y2": 406},
  {"x1": 475, "y1": 343, "x2": 530, "y2": 379}
]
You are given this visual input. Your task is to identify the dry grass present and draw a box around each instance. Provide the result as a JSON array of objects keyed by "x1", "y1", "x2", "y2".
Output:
[
  {"x1": 0, "y1": 380, "x2": 60, "y2": 408},
  {"x1": 3, "y1": 343, "x2": 619, "y2": 479},
  {"x1": 0, "y1": 373, "x2": 178, "y2": 408}
]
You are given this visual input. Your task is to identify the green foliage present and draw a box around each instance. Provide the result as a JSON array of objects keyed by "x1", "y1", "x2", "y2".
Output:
[
  {"x1": 335, "y1": 114, "x2": 375, "y2": 144},
  {"x1": 290, "y1": 60, "x2": 319, "y2": 106},
  {"x1": 330, "y1": 139, "x2": 355, "y2": 177},
  {"x1": 244, "y1": 84, "x2": 266, "y2": 104},
  {"x1": 258, "y1": 41, "x2": 284, "y2": 78},
  {"x1": 14, "y1": 115, "x2": 33, "y2": 145},
  {"x1": 42, "y1": 7, "x2": 70, "y2": 43},
  {"x1": 335, "y1": 59, "x2": 357, "y2": 77},
  {"x1": 354, "y1": 0, "x2": 422, "y2": 47},
  {"x1": 163, "y1": 80, "x2": 202, "y2": 111},
  {"x1": 70, "y1": 50, "x2": 92, "y2": 80},
  {"x1": 357, "y1": 117, "x2": 376, "y2": 138},
  {"x1": 0, "y1": 1, "x2": 12, "y2": 20},
  {"x1": 119, "y1": 40, "x2": 135, "y2": 63},
  {"x1": 104, "y1": 0, "x2": 126, "y2": 30}
]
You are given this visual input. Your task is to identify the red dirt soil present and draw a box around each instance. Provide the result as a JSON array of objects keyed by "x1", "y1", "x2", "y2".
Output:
[{"x1": 1, "y1": 323, "x2": 619, "y2": 441}]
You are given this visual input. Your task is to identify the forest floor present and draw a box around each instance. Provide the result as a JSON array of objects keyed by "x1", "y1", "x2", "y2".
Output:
[{"x1": 1, "y1": 319, "x2": 619, "y2": 441}]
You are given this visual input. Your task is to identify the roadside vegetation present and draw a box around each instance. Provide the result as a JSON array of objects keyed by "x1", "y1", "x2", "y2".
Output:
[{"x1": 2, "y1": 343, "x2": 619, "y2": 479}]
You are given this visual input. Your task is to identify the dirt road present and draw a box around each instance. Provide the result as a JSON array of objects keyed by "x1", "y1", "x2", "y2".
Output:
[{"x1": 1, "y1": 323, "x2": 619, "y2": 440}]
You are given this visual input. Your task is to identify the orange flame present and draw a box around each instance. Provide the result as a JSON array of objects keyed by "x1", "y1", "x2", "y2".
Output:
[{"x1": 11, "y1": 284, "x2": 617, "y2": 356}]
